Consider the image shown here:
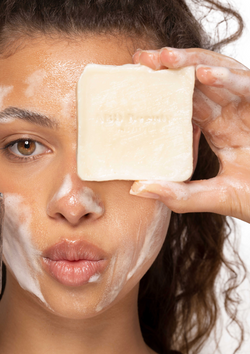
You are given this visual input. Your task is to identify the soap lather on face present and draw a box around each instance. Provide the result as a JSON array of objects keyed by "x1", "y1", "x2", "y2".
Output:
[
  {"x1": 0, "y1": 37, "x2": 173, "y2": 319},
  {"x1": 2, "y1": 194, "x2": 48, "y2": 306}
]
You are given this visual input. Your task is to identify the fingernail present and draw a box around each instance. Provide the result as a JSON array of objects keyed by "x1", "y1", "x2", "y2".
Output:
[
  {"x1": 197, "y1": 65, "x2": 229, "y2": 77},
  {"x1": 141, "y1": 50, "x2": 157, "y2": 58},
  {"x1": 130, "y1": 189, "x2": 160, "y2": 199},
  {"x1": 160, "y1": 46, "x2": 175, "y2": 51},
  {"x1": 130, "y1": 182, "x2": 160, "y2": 199},
  {"x1": 160, "y1": 47, "x2": 180, "y2": 54},
  {"x1": 138, "y1": 50, "x2": 161, "y2": 69},
  {"x1": 197, "y1": 65, "x2": 230, "y2": 86},
  {"x1": 159, "y1": 47, "x2": 183, "y2": 67},
  {"x1": 133, "y1": 48, "x2": 143, "y2": 57},
  {"x1": 142, "y1": 49, "x2": 159, "y2": 53},
  {"x1": 132, "y1": 50, "x2": 142, "y2": 63}
]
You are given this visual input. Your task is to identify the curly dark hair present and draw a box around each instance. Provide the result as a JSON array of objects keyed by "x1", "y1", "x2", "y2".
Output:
[{"x1": 0, "y1": 0, "x2": 246, "y2": 353}]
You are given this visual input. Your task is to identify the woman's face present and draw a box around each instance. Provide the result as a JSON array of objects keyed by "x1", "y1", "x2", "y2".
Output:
[{"x1": 0, "y1": 35, "x2": 171, "y2": 318}]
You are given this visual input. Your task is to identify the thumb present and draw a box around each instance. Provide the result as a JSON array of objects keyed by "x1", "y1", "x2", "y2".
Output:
[{"x1": 130, "y1": 178, "x2": 229, "y2": 215}]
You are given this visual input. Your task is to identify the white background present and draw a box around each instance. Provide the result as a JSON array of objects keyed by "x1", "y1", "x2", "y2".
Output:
[{"x1": 188, "y1": 0, "x2": 250, "y2": 353}]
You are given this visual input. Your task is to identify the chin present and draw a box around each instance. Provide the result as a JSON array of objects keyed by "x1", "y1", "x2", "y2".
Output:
[{"x1": 25, "y1": 269, "x2": 140, "y2": 320}]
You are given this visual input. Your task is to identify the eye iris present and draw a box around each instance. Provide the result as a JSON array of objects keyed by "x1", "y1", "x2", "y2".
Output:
[{"x1": 17, "y1": 140, "x2": 36, "y2": 155}]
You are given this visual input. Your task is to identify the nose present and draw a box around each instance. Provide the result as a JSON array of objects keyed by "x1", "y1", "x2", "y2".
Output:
[{"x1": 47, "y1": 174, "x2": 104, "y2": 226}]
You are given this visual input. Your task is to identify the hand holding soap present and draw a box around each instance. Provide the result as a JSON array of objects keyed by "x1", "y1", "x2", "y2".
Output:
[{"x1": 77, "y1": 64, "x2": 195, "y2": 182}]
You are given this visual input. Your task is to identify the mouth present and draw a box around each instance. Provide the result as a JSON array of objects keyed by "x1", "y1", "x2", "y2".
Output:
[{"x1": 41, "y1": 239, "x2": 108, "y2": 287}]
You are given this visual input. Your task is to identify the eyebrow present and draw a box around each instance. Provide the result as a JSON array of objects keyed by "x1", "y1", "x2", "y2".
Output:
[{"x1": 0, "y1": 107, "x2": 58, "y2": 129}]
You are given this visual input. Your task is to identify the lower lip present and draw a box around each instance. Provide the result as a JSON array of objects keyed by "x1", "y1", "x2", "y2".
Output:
[{"x1": 42, "y1": 258, "x2": 107, "y2": 287}]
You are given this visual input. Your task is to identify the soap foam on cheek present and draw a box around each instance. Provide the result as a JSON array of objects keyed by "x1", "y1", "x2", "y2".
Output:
[
  {"x1": 78, "y1": 187, "x2": 104, "y2": 215},
  {"x1": 95, "y1": 201, "x2": 171, "y2": 312},
  {"x1": 2, "y1": 194, "x2": 48, "y2": 307},
  {"x1": 0, "y1": 86, "x2": 13, "y2": 110},
  {"x1": 95, "y1": 246, "x2": 134, "y2": 312},
  {"x1": 127, "y1": 201, "x2": 171, "y2": 280}
]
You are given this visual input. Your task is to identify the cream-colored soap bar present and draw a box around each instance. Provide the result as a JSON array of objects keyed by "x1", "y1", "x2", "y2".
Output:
[{"x1": 77, "y1": 64, "x2": 195, "y2": 181}]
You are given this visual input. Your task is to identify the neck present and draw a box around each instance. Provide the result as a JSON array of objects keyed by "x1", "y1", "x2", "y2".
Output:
[{"x1": 0, "y1": 274, "x2": 155, "y2": 354}]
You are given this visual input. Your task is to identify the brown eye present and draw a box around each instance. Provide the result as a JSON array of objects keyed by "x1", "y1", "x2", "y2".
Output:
[
  {"x1": 7, "y1": 139, "x2": 48, "y2": 158},
  {"x1": 17, "y1": 140, "x2": 36, "y2": 156}
]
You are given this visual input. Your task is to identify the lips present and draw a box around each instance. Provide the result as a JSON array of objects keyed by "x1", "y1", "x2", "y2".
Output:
[{"x1": 41, "y1": 239, "x2": 108, "y2": 287}]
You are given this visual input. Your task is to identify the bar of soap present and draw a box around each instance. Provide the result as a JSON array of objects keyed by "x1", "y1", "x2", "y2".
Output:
[{"x1": 77, "y1": 64, "x2": 195, "y2": 181}]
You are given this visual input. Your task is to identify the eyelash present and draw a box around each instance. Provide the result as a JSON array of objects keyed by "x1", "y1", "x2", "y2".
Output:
[{"x1": 1, "y1": 138, "x2": 50, "y2": 162}]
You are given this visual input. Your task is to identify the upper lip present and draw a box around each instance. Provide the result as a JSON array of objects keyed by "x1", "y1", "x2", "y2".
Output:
[{"x1": 42, "y1": 239, "x2": 107, "y2": 262}]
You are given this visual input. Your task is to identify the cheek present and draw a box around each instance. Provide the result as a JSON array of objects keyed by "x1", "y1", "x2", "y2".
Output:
[
  {"x1": 127, "y1": 201, "x2": 171, "y2": 280},
  {"x1": 95, "y1": 201, "x2": 171, "y2": 312},
  {"x1": 2, "y1": 193, "x2": 48, "y2": 306}
]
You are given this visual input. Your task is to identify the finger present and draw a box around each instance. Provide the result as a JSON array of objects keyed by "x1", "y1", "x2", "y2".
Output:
[
  {"x1": 133, "y1": 50, "x2": 165, "y2": 70},
  {"x1": 133, "y1": 49, "x2": 246, "y2": 103},
  {"x1": 193, "y1": 88, "x2": 221, "y2": 124},
  {"x1": 196, "y1": 65, "x2": 250, "y2": 97},
  {"x1": 133, "y1": 47, "x2": 248, "y2": 71},
  {"x1": 159, "y1": 47, "x2": 248, "y2": 70},
  {"x1": 195, "y1": 83, "x2": 239, "y2": 108},
  {"x1": 130, "y1": 179, "x2": 227, "y2": 213}
]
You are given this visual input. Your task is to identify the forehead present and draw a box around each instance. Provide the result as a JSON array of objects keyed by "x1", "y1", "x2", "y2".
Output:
[{"x1": 0, "y1": 35, "x2": 134, "y2": 115}]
